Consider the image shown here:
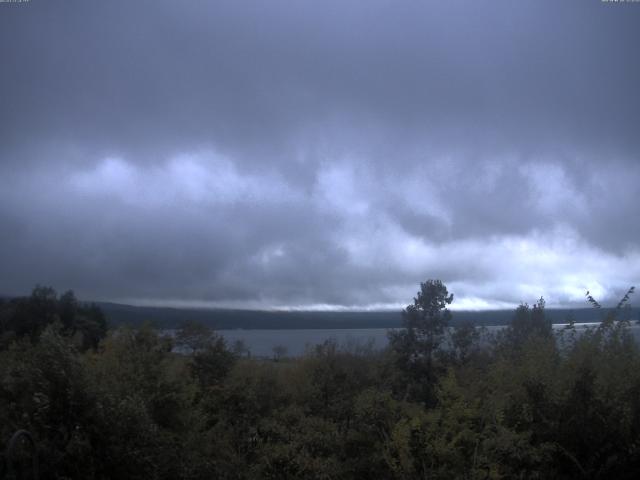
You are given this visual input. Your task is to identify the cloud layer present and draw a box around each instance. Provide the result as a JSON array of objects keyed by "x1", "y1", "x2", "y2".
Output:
[{"x1": 1, "y1": 0, "x2": 639, "y2": 309}]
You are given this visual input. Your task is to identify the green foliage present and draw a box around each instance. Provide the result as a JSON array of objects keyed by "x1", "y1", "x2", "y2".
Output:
[
  {"x1": 399, "y1": 279, "x2": 454, "y2": 348},
  {"x1": 175, "y1": 320, "x2": 215, "y2": 354},
  {"x1": 388, "y1": 279, "x2": 454, "y2": 404},
  {"x1": 0, "y1": 325, "x2": 98, "y2": 478},
  {"x1": 497, "y1": 297, "x2": 552, "y2": 356},
  {"x1": 189, "y1": 334, "x2": 236, "y2": 388},
  {"x1": 0, "y1": 286, "x2": 107, "y2": 351},
  {"x1": 2, "y1": 282, "x2": 640, "y2": 479},
  {"x1": 450, "y1": 321, "x2": 482, "y2": 365}
]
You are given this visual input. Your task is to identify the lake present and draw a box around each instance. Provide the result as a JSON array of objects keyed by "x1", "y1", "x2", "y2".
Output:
[{"x1": 206, "y1": 322, "x2": 640, "y2": 358}]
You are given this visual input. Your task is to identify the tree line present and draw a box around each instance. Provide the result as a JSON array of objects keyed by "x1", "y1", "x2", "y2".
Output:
[{"x1": 0, "y1": 281, "x2": 638, "y2": 479}]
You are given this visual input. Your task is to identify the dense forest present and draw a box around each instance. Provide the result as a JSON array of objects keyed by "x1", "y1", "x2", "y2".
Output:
[{"x1": 1, "y1": 281, "x2": 639, "y2": 479}]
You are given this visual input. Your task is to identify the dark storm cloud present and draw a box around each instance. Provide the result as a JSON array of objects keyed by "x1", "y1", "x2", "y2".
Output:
[{"x1": 0, "y1": 0, "x2": 639, "y2": 308}]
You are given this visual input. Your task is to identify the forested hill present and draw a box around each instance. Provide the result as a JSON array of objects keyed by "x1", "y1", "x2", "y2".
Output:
[{"x1": 96, "y1": 301, "x2": 621, "y2": 329}]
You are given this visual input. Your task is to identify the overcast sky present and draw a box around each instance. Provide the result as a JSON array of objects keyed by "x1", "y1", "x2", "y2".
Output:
[{"x1": 1, "y1": 0, "x2": 639, "y2": 310}]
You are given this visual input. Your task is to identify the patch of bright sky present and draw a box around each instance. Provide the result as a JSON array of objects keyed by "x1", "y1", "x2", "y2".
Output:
[{"x1": 69, "y1": 152, "x2": 302, "y2": 208}]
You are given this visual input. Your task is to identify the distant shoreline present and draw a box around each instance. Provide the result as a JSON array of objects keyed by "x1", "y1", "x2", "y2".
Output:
[{"x1": 94, "y1": 301, "x2": 631, "y2": 330}]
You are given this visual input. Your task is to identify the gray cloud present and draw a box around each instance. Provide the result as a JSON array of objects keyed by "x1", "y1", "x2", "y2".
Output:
[{"x1": 0, "y1": 0, "x2": 639, "y2": 309}]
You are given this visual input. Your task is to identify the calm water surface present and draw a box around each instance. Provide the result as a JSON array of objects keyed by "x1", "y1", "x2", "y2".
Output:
[{"x1": 208, "y1": 322, "x2": 640, "y2": 357}]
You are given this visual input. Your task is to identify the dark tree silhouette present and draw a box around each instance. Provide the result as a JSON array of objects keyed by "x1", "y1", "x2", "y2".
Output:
[{"x1": 388, "y1": 279, "x2": 453, "y2": 403}]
